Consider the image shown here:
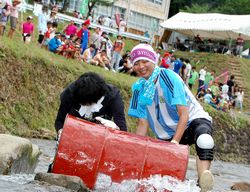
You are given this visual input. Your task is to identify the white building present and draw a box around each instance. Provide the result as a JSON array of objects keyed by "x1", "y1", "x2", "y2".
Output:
[{"x1": 69, "y1": 0, "x2": 171, "y2": 35}]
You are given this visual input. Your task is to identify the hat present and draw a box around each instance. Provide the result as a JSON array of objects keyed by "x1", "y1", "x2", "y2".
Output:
[
  {"x1": 131, "y1": 44, "x2": 157, "y2": 65},
  {"x1": 83, "y1": 19, "x2": 91, "y2": 26},
  {"x1": 163, "y1": 51, "x2": 172, "y2": 58},
  {"x1": 27, "y1": 16, "x2": 33, "y2": 20},
  {"x1": 207, "y1": 88, "x2": 211, "y2": 92}
]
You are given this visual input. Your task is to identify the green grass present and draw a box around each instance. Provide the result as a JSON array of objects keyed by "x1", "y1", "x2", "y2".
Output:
[{"x1": 1, "y1": 11, "x2": 250, "y2": 163}]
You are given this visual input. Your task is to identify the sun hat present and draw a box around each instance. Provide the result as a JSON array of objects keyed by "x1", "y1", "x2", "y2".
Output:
[{"x1": 130, "y1": 44, "x2": 157, "y2": 65}]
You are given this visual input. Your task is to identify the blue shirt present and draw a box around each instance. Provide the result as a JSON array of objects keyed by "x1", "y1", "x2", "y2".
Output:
[
  {"x1": 173, "y1": 59, "x2": 183, "y2": 74},
  {"x1": 128, "y1": 69, "x2": 212, "y2": 139},
  {"x1": 48, "y1": 37, "x2": 62, "y2": 52}
]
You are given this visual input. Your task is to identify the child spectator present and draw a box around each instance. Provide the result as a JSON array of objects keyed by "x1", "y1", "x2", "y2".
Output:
[
  {"x1": 22, "y1": 16, "x2": 34, "y2": 44},
  {"x1": 7, "y1": 0, "x2": 21, "y2": 39},
  {"x1": 99, "y1": 32, "x2": 113, "y2": 60},
  {"x1": 81, "y1": 44, "x2": 97, "y2": 65},
  {"x1": 204, "y1": 70, "x2": 215, "y2": 90},
  {"x1": 38, "y1": 5, "x2": 48, "y2": 45},
  {"x1": 188, "y1": 66, "x2": 199, "y2": 90},
  {"x1": 89, "y1": 27, "x2": 101, "y2": 56},
  {"x1": 0, "y1": 2, "x2": 10, "y2": 36},
  {"x1": 48, "y1": 10, "x2": 58, "y2": 23},
  {"x1": 63, "y1": 20, "x2": 77, "y2": 38},
  {"x1": 204, "y1": 88, "x2": 217, "y2": 108},
  {"x1": 210, "y1": 81, "x2": 220, "y2": 97},
  {"x1": 185, "y1": 59, "x2": 192, "y2": 85},
  {"x1": 77, "y1": 19, "x2": 91, "y2": 55},
  {"x1": 111, "y1": 35, "x2": 125, "y2": 71},
  {"x1": 197, "y1": 65, "x2": 207, "y2": 93},
  {"x1": 50, "y1": 22, "x2": 58, "y2": 40},
  {"x1": 42, "y1": 21, "x2": 53, "y2": 48},
  {"x1": 119, "y1": 53, "x2": 133, "y2": 74},
  {"x1": 235, "y1": 88, "x2": 244, "y2": 112},
  {"x1": 93, "y1": 50, "x2": 111, "y2": 70},
  {"x1": 48, "y1": 32, "x2": 62, "y2": 53},
  {"x1": 196, "y1": 89, "x2": 205, "y2": 102},
  {"x1": 160, "y1": 52, "x2": 171, "y2": 69},
  {"x1": 172, "y1": 56, "x2": 181, "y2": 73}
]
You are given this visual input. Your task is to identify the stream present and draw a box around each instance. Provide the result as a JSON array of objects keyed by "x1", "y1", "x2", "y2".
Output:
[{"x1": 0, "y1": 139, "x2": 249, "y2": 192}]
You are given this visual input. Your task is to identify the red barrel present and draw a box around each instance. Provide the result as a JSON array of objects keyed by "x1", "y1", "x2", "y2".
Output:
[{"x1": 52, "y1": 115, "x2": 189, "y2": 189}]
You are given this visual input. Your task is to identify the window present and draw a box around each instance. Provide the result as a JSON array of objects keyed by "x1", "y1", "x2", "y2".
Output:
[
  {"x1": 146, "y1": 0, "x2": 163, "y2": 5},
  {"x1": 128, "y1": 11, "x2": 159, "y2": 33}
]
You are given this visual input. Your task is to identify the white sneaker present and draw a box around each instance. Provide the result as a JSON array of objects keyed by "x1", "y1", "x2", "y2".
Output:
[{"x1": 199, "y1": 170, "x2": 214, "y2": 192}]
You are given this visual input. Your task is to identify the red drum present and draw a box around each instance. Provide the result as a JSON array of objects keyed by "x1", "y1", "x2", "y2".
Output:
[{"x1": 52, "y1": 115, "x2": 189, "y2": 189}]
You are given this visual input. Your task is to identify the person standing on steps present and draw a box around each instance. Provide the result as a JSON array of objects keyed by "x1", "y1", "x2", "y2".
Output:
[{"x1": 128, "y1": 44, "x2": 215, "y2": 192}]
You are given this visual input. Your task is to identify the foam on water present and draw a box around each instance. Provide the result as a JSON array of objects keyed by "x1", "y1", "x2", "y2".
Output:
[
  {"x1": 0, "y1": 174, "x2": 34, "y2": 184},
  {"x1": 94, "y1": 173, "x2": 200, "y2": 192}
]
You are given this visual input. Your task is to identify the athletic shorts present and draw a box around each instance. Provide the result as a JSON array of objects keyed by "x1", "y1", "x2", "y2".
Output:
[
  {"x1": 180, "y1": 118, "x2": 214, "y2": 160},
  {"x1": 166, "y1": 118, "x2": 214, "y2": 161},
  {"x1": 23, "y1": 33, "x2": 31, "y2": 42},
  {"x1": 10, "y1": 16, "x2": 17, "y2": 30},
  {"x1": 38, "y1": 34, "x2": 44, "y2": 44}
]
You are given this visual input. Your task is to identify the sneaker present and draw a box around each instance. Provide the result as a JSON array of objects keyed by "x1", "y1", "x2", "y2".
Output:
[{"x1": 199, "y1": 170, "x2": 214, "y2": 192}]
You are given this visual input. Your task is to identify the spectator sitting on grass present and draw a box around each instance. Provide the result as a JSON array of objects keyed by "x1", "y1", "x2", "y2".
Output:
[
  {"x1": 119, "y1": 53, "x2": 133, "y2": 74},
  {"x1": 81, "y1": 44, "x2": 97, "y2": 65},
  {"x1": 93, "y1": 50, "x2": 111, "y2": 70},
  {"x1": 48, "y1": 32, "x2": 62, "y2": 53}
]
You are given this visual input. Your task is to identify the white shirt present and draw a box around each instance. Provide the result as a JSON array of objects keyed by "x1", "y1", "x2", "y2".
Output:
[
  {"x1": 119, "y1": 21, "x2": 126, "y2": 33},
  {"x1": 186, "y1": 63, "x2": 192, "y2": 77},
  {"x1": 199, "y1": 69, "x2": 206, "y2": 81},
  {"x1": 222, "y1": 84, "x2": 229, "y2": 94},
  {"x1": 235, "y1": 91, "x2": 244, "y2": 102}
]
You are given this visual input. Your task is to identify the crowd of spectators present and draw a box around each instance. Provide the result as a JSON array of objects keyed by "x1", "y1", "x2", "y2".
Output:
[
  {"x1": 0, "y1": 2, "x2": 245, "y2": 112},
  {"x1": 174, "y1": 33, "x2": 248, "y2": 57},
  {"x1": 160, "y1": 52, "x2": 244, "y2": 113}
]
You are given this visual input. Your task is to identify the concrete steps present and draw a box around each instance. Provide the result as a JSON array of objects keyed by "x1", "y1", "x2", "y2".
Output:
[{"x1": 229, "y1": 62, "x2": 249, "y2": 110}]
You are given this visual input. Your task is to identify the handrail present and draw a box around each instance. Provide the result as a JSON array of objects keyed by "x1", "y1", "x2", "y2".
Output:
[{"x1": 21, "y1": 3, "x2": 151, "y2": 43}]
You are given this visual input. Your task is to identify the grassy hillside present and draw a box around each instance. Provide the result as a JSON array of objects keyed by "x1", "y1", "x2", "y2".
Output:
[{"x1": 1, "y1": 36, "x2": 250, "y2": 164}]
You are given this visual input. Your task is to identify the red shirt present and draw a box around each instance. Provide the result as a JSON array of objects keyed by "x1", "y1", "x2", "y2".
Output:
[{"x1": 76, "y1": 26, "x2": 90, "y2": 39}]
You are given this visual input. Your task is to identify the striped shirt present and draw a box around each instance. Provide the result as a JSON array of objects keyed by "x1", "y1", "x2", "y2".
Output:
[{"x1": 128, "y1": 69, "x2": 212, "y2": 140}]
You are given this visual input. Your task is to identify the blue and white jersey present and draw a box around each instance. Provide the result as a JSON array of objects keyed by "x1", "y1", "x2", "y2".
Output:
[{"x1": 128, "y1": 69, "x2": 212, "y2": 140}]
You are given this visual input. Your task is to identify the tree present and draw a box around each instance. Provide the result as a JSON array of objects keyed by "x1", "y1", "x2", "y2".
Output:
[
  {"x1": 180, "y1": 3, "x2": 220, "y2": 13},
  {"x1": 87, "y1": 0, "x2": 117, "y2": 17},
  {"x1": 219, "y1": 0, "x2": 250, "y2": 14},
  {"x1": 61, "y1": 0, "x2": 70, "y2": 13}
]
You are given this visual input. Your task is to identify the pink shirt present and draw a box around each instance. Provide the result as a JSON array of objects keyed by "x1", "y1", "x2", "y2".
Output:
[
  {"x1": 23, "y1": 22, "x2": 34, "y2": 34},
  {"x1": 64, "y1": 24, "x2": 77, "y2": 36}
]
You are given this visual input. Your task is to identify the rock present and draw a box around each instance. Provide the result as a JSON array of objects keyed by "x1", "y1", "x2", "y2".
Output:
[
  {"x1": 0, "y1": 134, "x2": 41, "y2": 175},
  {"x1": 34, "y1": 172, "x2": 90, "y2": 192},
  {"x1": 231, "y1": 182, "x2": 250, "y2": 191}
]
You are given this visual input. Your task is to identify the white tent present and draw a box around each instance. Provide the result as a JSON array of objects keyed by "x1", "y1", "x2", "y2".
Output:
[{"x1": 160, "y1": 12, "x2": 250, "y2": 40}]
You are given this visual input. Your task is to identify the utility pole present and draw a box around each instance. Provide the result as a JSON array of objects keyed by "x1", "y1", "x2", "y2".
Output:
[
  {"x1": 125, "y1": 0, "x2": 131, "y2": 23},
  {"x1": 110, "y1": 0, "x2": 115, "y2": 18}
]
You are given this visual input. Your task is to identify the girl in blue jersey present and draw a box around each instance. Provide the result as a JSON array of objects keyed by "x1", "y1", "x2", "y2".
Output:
[{"x1": 128, "y1": 44, "x2": 215, "y2": 192}]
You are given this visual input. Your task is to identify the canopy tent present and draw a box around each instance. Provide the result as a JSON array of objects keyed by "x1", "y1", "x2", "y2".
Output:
[{"x1": 160, "y1": 12, "x2": 250, "y2": 40}]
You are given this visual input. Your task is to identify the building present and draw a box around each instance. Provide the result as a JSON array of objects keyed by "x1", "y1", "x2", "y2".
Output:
[{"x1": 69, "y1": 0, "x2": 171, "y2": 36}]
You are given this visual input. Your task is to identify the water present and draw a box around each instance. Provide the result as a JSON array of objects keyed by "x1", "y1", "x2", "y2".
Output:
[{"x1": 0, "y1": 139, "x2": 249, "y2": 192}]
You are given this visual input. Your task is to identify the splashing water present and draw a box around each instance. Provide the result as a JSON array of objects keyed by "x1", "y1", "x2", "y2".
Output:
[
  {"x1": 0, "y1": 174, "x2": 34, "y2": 184},
  {"x1": 94, "y1": 173, "x2": 200, "y2": 192}
]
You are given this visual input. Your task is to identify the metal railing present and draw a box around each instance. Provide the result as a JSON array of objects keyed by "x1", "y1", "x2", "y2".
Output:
[{"x1": 21, "y1": 3, "x2": 151, "y2": 43}]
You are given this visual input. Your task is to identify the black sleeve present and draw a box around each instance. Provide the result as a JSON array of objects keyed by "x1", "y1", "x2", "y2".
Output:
[
  {"x1": 54, "y1": 88, "x2": 74, "y2": 132},
  {"x1": 111, "y1": 90, "x2": 127, "y2": 132}
]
